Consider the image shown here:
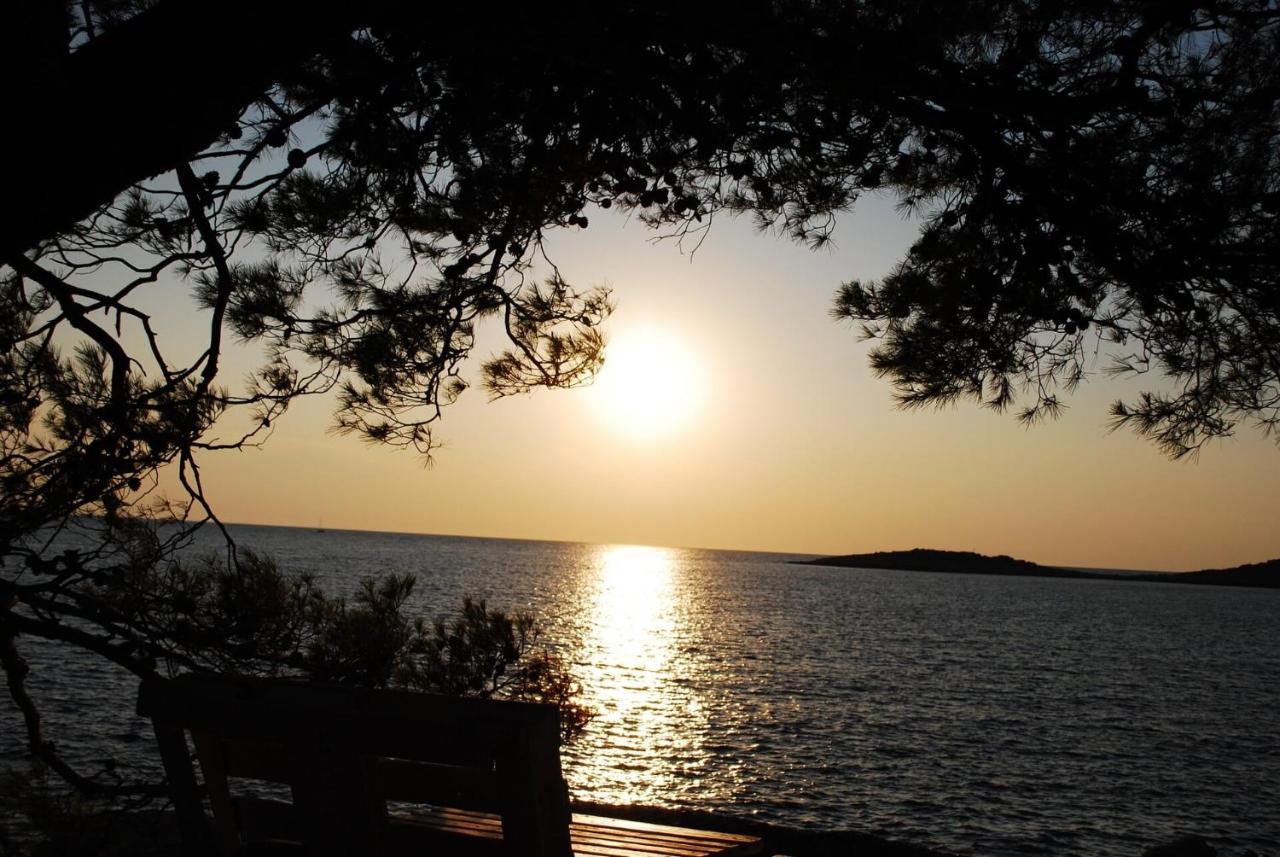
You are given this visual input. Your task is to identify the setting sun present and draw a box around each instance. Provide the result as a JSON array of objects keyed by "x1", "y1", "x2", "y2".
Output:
[{"x1": 591, "y1": 327, "x2": 706, "y2": 440}]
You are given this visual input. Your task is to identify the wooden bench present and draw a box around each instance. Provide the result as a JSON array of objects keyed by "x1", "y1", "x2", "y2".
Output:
[{"x1": 138, "y1": 674, "x2": 762, "y2": 857}]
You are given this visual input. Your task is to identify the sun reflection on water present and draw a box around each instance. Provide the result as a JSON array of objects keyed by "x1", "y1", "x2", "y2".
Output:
[
  {"x1": 594, "y1": 545, "x2": 675, "y2": 660},
  {"x1": 568, "y1": 544, "x2": 713, "y2": 805}
]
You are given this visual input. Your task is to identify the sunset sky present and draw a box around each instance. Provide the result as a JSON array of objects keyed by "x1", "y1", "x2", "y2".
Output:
[{"x1": 183, "y1": 196, "x2": 1280, "y2": 572}]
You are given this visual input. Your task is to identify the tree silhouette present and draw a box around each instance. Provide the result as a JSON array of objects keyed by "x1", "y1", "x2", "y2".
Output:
[{"x1": 2, "y1": 0, "x2": 1278, "y2": 796}]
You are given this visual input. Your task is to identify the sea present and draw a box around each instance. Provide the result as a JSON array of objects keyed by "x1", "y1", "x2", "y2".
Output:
[{"x1": 2, "y1": 524, "x2": 1277, "y2": 856}]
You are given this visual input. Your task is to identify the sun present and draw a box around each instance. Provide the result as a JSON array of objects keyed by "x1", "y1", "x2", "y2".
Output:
[{"x1": 590, "y1": 327, "x2": 706, "y2": 440}]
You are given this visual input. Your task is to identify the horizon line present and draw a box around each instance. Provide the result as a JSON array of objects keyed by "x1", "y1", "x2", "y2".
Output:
[{"x1": 212, "y1": 519, "x2": 1194, "y2": 574}]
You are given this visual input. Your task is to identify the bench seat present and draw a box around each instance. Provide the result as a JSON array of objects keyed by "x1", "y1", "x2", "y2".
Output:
[{"x1": 392, "y1": 807, "x2": 763, "y2": 856}]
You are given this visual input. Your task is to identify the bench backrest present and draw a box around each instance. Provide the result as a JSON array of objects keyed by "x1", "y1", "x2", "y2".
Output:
[{"x1": 138, "y1": 674, "x2": 572, "y2": 857}]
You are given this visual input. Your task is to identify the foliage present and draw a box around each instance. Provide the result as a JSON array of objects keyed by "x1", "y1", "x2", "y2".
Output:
[
  {"x1": 0, "y1": 765, "x2": 88, "y2": 857},
  {"x1": 0, "y1": 764, "x2": 158, "y2": 857},
  {"x1": 1, "y1": 522, "x2": 590, "y2": 797},
  {"x1": 824, "y1": 1, "x2": 1280, "y2": 458},
  {"x1": 400, "y1": 596, "x2": 594, "y2": 739},
  {"x1": 1, "y1": 0, "x2": 1278, "y2": 799}
]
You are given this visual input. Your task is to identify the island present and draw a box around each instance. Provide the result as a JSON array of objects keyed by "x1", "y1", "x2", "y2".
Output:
[
  {"x1": 1169, "y1": 557, "x2": 1280, "y2": 588},
  {"x1": 795, "y1": 549, "x2": 1280, "y2": 589}
]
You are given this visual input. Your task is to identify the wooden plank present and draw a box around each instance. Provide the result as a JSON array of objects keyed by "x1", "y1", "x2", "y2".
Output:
[
  {"x1": 572, "y1": 823, "x2": 755, "y2": 848},
  {"x1": 570, "y1": 833, "x2": 724, "y2": 857},
  {"x1": 571, "y1": 828, "x2": 739, "y2": 856},
  {"x1": 189, "y1": 730, "x2": 242, "y2": 857},
  {"x1": 285, "y1": 740, "x2": 383, "y2": 857},
  {"x1": 496, "y1": 711, "x2": 572, "y2": 856},
  {"x1": 397, "y1": 809, "x2": 504, "y2": 839},
  {"x1": 139, "y1": 674, "x2": 558, "y2": 752},
  {"x1": 140, "y1": 687, "x2": 504, "y2": 767},
  {"x1": 572, "y1": 814, "x2": 762, "y2": 845},
  {"x1": 570, "y1": 817, "x2": 763, "y2": 857},
  {"x1": 149, "y1": 721, "x2": 213, "y2": 857},
  {"x1": 382, "y1": 817, "x2": 506, "y2": 857},
  {"x1": 571, "y1": 841, "x2": 721, "y2": 857},
  {"x1": 400, "y1": 807, "x2": 763, "y2": 857}
]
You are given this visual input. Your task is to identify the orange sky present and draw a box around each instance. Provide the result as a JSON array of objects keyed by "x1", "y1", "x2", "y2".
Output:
[{"x1": 183, "y1": 197, "x2": 1280, "y2": 571}]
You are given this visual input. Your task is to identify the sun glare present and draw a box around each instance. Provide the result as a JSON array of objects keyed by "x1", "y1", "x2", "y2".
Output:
[
  {"x1": 591, "y1": 327, "x2": 705, "y2": 440},
  {"x1": 574, "y1": 544, "x2": 712, "y2": 804}
]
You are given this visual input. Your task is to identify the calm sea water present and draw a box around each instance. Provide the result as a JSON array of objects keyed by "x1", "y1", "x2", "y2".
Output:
[{"x1": 3, "y1": 525, "x2": 1277, "y2": 856}]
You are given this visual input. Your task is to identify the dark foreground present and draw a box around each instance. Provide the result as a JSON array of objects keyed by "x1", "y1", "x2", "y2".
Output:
[
  {"x1": 5, "y1": 804, "x2": 943, "y2": 857},
  {"x1": 13, "y1": 804, "x2": 1249, "y2": 857}
]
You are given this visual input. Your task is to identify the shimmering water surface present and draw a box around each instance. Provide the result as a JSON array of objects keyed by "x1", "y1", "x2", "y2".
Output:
[{"x1": 4, "y1": 525, "x2": 1278, "y2": 856}]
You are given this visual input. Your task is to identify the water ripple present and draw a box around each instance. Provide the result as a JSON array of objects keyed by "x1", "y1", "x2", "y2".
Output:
[{"x1": 3, "y1": 528, "x2": 1277, "y2": 856}]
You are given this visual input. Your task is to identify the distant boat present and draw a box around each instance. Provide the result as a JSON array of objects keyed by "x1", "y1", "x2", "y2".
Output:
[{"x1": 316, "y1": 518, "x2": 326, "y2": 533}]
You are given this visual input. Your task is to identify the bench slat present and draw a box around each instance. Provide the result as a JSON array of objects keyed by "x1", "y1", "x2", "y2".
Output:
[
  {"x1": 573, "y1": 814, "x2": 762, "y2": 845},
  {"x1": 139, "y1": 675, "x2": 551, "y2": 767},
  {"x1": 398, "y1": 807, "x2": 764, "y2": 857},
  {"x1": 383, "y1": 817, "x2": 506, "y2": 857}
]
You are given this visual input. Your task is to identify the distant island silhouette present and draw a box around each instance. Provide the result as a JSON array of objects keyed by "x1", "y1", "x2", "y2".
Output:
[{"x1": 796, "y1": 549, "x2": 1280, "y2": 589}]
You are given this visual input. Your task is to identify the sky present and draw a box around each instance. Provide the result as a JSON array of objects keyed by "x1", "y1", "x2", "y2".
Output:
[{"x1": 168, "y1": 195, "x2": 1280, "y2": 571}]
